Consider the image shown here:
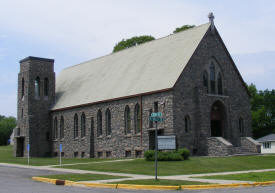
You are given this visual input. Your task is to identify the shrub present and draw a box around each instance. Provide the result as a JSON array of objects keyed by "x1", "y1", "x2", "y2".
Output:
[
  {"x1": 165, "y1": 152, "x2": 183, "y2": 161},
  {"x1": 144, "y1": 148, "x2": 190, "y2": 161},
  {"x1": 178, "y1": 148, "x2": 190, "y2": 160},
  {"x1": 144, "y1": 150, "x2": 155, "y2": 161}
]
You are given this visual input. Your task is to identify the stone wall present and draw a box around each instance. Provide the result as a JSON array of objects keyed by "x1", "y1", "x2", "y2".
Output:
[
  {"x1": 173, "y1": 27, "x2": 252, "y2": 155},
  {"x1": 51, "y1": 91, "x2": 174, "y2": 158},
  {"x1": 207, "y1": 137, "x2": 233, "y2": 156},
  {"x1": 240, "y1": 137, "x2": 261, "y2": 154}
]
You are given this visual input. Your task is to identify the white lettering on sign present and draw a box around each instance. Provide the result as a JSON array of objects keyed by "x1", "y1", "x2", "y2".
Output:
[
  {"x1": 158, "y1": 136, "x2": 176, "y2": 150},
  {"x1": 151, "y1": 112, "x2": 162, "y2": 117}
]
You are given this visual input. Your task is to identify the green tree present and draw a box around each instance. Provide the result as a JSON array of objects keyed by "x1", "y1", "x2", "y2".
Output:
[
  {"x1": 113, "y1": 35, "x2": 155, "y2": 53},
  {"x1": 173, "y1": 25, "x2": 195, "y2": 33},
  {"x1": 247, "y1": 84, "x2": 275, "y2": 138},
  {"x1": 0, "y1": 116, "x2": 16, "y2": 145}
]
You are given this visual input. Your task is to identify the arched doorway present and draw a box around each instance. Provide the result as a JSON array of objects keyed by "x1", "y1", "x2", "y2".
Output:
[{"x1": 211, "y1": 101, "x2": 226, "y2": 137}]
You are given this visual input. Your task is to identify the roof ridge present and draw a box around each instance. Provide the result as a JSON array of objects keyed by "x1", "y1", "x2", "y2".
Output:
[{"x1": 62, "y1": 22, "x2": 210, "y2": 71}]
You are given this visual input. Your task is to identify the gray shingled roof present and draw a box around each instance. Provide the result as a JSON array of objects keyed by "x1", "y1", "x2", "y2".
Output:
[
  {"x1": 52, "y1": 23, "x2": 211, "y2": 110},
  {"x1": 257, "y1": 134, "x2": 275, "y2": 142}
]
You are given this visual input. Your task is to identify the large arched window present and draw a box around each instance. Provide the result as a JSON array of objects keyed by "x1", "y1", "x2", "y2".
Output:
[
  {"x1": 60, "y1": 116, "x2": 64, "y2": 139},
  {"x1": 44, "y1": 78, "x2": 49, "y2": 97},
  {"x1": 217, "y1": 72, "x2": 223, "y2": 95},
  {"x1": 53, "y1": 117, "x2": 58, "y2": 139},
  {"x1": 81, "y1": 113, "x2": 86, "y2": 137},
  {"x1": 124, "y1": 106, "x2": 131, "y2": 134},
  {"x1": 184, "y1": 115, "x2": 191, "y2": 133},
  {"x1": 203, "y1": 71, "x2": 209, "y2": 93},
  {"x1": 134, "y1": 104, "x2": 141, "y2": 133},
  {"x1": 91, "y1": 117, "x2": 94, "y2": 137},
  {"x1": 97, "y1": 110, "x2": 102, "y2": 137},
  {"x1": 74, "y1": 114, "x2": 78, "y2": 139},
  {"x1": 34, "y1": 77, "x2": 40, "y2": 99},
  {"x1": 210, "y1": 63, "x2": 216, "y2": 94},
  {"x1": 21, "y1": 78, "x2": 24, "y2": 99},
  {"x1": 239, "y1": 117, "x2": 244, "y2": 135},
  {"x1": 106, "y1": 109, "x2": 111, "y2": 135}
]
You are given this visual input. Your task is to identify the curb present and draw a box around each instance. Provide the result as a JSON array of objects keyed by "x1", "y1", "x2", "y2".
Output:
[{"x1": 32, "y1": 177, "x2": 275, "y2": 190}]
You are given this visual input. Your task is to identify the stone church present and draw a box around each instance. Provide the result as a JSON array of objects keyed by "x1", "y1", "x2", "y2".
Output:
[{"x1": 14, "y1": 14, "x2": 260, "y2": 158}]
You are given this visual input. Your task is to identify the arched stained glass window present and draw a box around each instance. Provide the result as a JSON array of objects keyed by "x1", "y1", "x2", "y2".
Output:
[
  {"x1": 74, "y1": 114, "x2": 78, "y2": 139},
  {"x1": 60, "y1": 116, "x2": 64, "y2": 139},
  {"x1": 106, "y1": 109, "x2": 111, "y2": 135},
  {"x1": 34, "y1": 77, "x2": 40, "y2": 99},
  {"x1": 81, "y1": 113, "x2": 86, "y2": 137},
  {"x1": 53, "y1": 117, "x2": 58, "y2": 139},
  {"x1": 97, "y1": 110, "x2": 102, "y2": 137},
  {"x1": 184, "y1": 115, "x2": 191, "y2": 133},
  {"x1": 44, "y1": 78, "x2": 49, "y2": 97},
  {"x1": 124, "y1": 106, "x2": 131, "y2": 134},
  {"x1": 134, "y1": 104, "x2": 141, "y2": 133}
]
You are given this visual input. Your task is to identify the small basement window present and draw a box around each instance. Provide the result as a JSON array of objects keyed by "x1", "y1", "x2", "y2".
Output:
[
  {"x1": 106, "y1": 151, "x2": 111, "y2": 158},
  {"x1": 97, "y1": 152, "x2": 103, "y2": 158},
  {"x1": 135, "y1": 150, "x2": 142, "y2": 158},
  {"x1": 125, "y1": 151, "x2": 132, "y2": 158}
]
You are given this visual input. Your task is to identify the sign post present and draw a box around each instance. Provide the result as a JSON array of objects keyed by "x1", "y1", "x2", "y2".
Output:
[
  {"x1": 154, "y1": 121, "x2": 158, "y2": 180},
  {"x1": 27, "y1": 144, "x2": 30, "y2": 165},
  {"x1": 149, "y1": 112, "x2": 164, "y2": 181},
  {"x1": 59, "y1": 144, "x2": 62, "y2": 167}
]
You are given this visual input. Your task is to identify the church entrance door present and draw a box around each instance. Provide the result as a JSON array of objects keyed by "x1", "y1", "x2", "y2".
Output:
[
  {"x1": 16, "y1": 137, "x2": 25, "y2": 157},
  {"x1": 211, "y1": 101, "x2": 226, "y2": 137}
]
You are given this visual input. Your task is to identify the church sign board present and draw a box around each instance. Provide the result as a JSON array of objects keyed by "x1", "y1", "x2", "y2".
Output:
[{"x1": 157, "y1": 136, "x2": 176, "y2": 150}]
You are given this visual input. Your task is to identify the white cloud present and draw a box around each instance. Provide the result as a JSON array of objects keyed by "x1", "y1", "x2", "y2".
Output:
[
  {"x1": 1, "y1": 0, "x2": 274, "y2": 58},
  {"x1": 0, "y1": 0, "x2": 206, "y2": 58}
]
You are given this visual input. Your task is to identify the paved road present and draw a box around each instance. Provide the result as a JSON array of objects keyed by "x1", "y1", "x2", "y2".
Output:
[{"x1": 1, "y1": 165, "x2": 275, "y2": 193}]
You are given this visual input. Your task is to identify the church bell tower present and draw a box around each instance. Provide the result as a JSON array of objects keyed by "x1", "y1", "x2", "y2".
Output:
[{"x1": 15, "y1": 56, "x2": 55, "y2": 157}]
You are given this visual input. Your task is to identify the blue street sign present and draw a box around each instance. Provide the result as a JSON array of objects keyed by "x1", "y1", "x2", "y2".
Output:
[
  {"x1": 59, "y1": 144, "x2": 62, "y2": 152},
  {"x1": 27, "y1": 144, "x2": 30, "y2": 152},
  {"x1": 150, "y1": 112, "x2": 162, "y2": 117},
  {"x1": 149, "y1": 117, "x2": 164, "y2": 122}
]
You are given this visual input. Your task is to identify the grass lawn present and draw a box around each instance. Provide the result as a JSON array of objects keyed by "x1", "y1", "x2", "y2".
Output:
[
  {"x1": 61, "y1": 155, "x2": 275, "y2": 176},
  {"x1": 39, "y1": 173, "x2": 128, "y2": 181},
  {"x1": 193, "y1": 171, "x2": 275, "y2": 182},
  {"x1": 0, "y1": 145, "x2": 116, "y2": 166},
  {"x1": 109, "y1": 179, "x2": 209, "y2": 186}
]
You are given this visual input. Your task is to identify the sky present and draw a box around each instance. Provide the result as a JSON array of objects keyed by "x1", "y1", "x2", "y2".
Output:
[{"x1": 0, "y1": 0, "x2": 274, "y2": 117}]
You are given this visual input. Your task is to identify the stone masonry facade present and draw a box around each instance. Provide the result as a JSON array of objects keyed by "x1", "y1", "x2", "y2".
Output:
[
  {"x1": 173, "y1": 27, "x2": 252, "y2": 155},
  {"x1": 51, "y1": 92, "x2": 173, "y2": 158},
  {"x1": 15, "y1": 57, "x2": 55, "y2": 157}
]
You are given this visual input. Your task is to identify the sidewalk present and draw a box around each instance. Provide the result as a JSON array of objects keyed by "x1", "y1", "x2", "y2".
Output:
[{"x1": 2, "y1": 162, "x2": 275, "y2": 184}]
